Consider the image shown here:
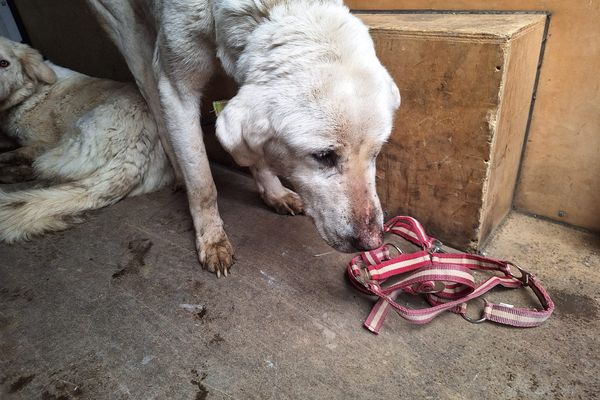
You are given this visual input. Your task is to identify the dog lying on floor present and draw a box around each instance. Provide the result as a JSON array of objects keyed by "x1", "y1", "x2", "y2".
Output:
[{"x1": 0, "y1": 37, "x2": 174, "y2": 242}]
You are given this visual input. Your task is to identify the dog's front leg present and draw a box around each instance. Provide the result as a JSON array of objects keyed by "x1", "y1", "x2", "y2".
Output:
[
  {"x1": 0, "y1": 145, "x2": 44, "y2": 164},
  {"x1": 0, "y1": 164, "x2": 34, "y2": 183},
  {"x1": 157, "y1": 77, "x2": 233, "y2": 277},
  {"x1": 251, "y1": 160, "x2": 304, "y2": 216}
]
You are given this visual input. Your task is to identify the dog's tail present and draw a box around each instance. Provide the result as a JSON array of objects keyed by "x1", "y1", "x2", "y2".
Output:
[{"x1": 0, "y1": 165, "x2": 145, "y2": 243}]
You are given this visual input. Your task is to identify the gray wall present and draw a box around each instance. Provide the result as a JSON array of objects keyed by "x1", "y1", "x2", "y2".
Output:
[
  {"x1": 13, "y1": 0, "x2": 132, "y2": 81},
  {"x1": 1, "y1": 1, "x2": 22, "y2": 41}
]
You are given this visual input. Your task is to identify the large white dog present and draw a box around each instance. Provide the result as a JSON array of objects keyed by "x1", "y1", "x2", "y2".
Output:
[
  {"x1": 88, "y1": 0, "x2": 401, "y2": 276},
  {"x1": 0, "y1": 38, "x2": 174, "y2": 240}
]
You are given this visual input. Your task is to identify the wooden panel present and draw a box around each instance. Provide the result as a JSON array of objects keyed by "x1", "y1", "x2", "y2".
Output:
[
  {"x1": 362, "y1": 14, "x2": 545, "y2": 249},
  {"x1": 348, "y1": 0, "x2": 600, "y2": 231},
  {"x1": 480, "y1": 22, "x2": 546, "y2": 243}
]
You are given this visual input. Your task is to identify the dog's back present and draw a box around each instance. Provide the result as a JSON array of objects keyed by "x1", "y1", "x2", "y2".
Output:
[{"x1": 2, "y1": 67, "x2": 131, "y2": 148}]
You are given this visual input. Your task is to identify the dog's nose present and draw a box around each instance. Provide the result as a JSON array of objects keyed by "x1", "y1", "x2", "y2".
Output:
[{"x1": 350, "y1": 229, "x2": 383, "y2": 252}]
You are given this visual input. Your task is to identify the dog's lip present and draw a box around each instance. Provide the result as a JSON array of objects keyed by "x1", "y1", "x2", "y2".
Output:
[
  {"x1": 309, "y1": 217, "x2": 354, "y2": 253},
  {"x1": 328, "y1": 240, "x2": 356, "y2": 253},
  {"x1": 302, "y1": 202, "x2": 383, "y2": 253},
  {"x1": 319, "y1": 230, "x2": 370, "y2": 253}
]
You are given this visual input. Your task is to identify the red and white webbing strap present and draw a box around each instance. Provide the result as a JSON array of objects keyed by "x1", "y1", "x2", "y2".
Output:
[{"x1": 347, "y1": 216, "x2": 554, "y2": 334}]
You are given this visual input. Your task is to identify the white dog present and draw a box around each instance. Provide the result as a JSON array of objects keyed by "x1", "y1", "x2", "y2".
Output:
[
  {"x1": 0, "y1": 37, "x2": 174, "y2": 242},
  {"x1": 88, "y1": 0, "x2": 400, "y2": 277}
]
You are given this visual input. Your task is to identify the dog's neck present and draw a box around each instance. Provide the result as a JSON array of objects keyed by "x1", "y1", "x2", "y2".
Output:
[
  {"x1": 0, "y1": 81, "x2": 39, "y2": 113},
  {"x1": 214, "y1": 0, "x2": 347, "y2": 84}
]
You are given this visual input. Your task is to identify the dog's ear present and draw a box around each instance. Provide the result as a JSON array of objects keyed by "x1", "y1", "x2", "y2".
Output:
[
  {"x1": 216, "y1": 90, "x2": 272, "y2": 167},
  {"x1": 392, "y1": 81, "x2": 402, "y2": 110},
  {"x1": 17, "y1": 45, "x2": 56, "y2": 85},
  {"x1": 389, "y1": 79, "x2": 401, "y2": 110}
]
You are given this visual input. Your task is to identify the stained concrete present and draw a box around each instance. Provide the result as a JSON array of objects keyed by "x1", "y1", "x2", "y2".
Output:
[{"x1": 0, "y1": 164, "x2": 598, "y2": 399}]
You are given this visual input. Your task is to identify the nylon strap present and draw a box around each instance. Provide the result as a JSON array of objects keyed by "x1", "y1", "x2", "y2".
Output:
[{"x1": 347, "y1": 216, "x2": 554, "y2": 334}]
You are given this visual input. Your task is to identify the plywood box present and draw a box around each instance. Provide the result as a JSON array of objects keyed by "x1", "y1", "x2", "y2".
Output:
[
  {"x1": 359, "y1": 13, "x2": 546, "y2": 250},
  {"x1": 348, "y1": 0, "x2": 600, "y2": 234}
]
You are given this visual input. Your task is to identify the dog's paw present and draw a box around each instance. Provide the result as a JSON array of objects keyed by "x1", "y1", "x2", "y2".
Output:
[
  {"x1": 196, "y1": 231, "x2": 234, "y2": 278},
  {"x1": 263, "y1": 189, "x2": 304, "y2": 216}
]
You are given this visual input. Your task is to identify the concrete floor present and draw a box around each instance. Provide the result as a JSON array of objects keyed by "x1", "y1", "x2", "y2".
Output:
[{"x1": 1, "y1": 165, "x2": 598, "y2": 399}]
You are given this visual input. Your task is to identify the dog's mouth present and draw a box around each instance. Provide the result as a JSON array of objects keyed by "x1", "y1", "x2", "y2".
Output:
[
  {"x1": 323, "y1": 236, "x2": 358, "y2": 253},
  {"x1": 306, "y1": 207, "x2": 383, "y2": 253},
  {"x1": 319, "y1": 229, "x2": 384, "y2": 253}
]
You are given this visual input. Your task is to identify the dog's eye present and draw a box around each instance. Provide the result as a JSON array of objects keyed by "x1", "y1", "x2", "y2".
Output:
[
  {"x1": 312, "y1": 150, "x2": 338, "y2": 167},
  {"x1": 0, "y1": 60, "x2": 9, "y2": 68}
]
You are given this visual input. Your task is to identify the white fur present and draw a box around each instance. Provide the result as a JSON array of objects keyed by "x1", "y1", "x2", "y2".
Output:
[
  {"x1": 0, "y1": 37, "x2": 174, "y2": 242},
  {"x1": 87, "y1": 0, "x2": 400, "y2": 275}
]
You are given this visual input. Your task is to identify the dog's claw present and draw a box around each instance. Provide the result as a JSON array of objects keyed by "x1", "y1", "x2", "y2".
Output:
[
  {"x1": 266, "y1": 189, "x2": 304, "y2": 216},
  {"x1": 197, "y1": 231, "x2": 234, "y2": 278}
]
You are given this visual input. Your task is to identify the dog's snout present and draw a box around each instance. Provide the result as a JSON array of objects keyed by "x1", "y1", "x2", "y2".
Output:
[
  {"x1": 350, "y1": 228, "x2": 383, "y2": 252},
  {"x1": 349, "y1": 200, "x2": 384, "y2": 251}
]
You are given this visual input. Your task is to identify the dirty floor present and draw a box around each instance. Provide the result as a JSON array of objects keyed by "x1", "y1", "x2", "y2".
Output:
[{"x1": 1, "y1": 165, "x2": 599, "y2": 399}]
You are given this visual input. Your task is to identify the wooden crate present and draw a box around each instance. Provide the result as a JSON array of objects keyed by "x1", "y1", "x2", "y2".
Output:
[{"x1": 358, "y1": 13, "x2": 546, "y2": 250}]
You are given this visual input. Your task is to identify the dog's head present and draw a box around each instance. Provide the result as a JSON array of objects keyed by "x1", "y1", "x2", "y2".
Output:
[
  {"x1": 216, "y1": 5, "x2": 400, "y2": 252},
  {"x1": 0, "y1": 37, "x2": 56, "y2": 110}
]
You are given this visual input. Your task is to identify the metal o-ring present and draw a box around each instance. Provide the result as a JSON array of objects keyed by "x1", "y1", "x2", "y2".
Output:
[{"x1": 461, "y1": 297, "x2": 487, "y2": 324}]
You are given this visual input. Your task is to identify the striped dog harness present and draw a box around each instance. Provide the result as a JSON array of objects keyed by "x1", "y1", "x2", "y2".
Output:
[{"x1": 347, "y1": 216, "x2": 554, "y2": 334}]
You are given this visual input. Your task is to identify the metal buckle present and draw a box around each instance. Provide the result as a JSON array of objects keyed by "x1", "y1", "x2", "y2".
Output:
[
  {"x1": 429, "y1": 239, "x2": 446, "y2": 254},
  {"x1": 506, "y1": 262, "x2": 531, "y2": 287},
  {"x1": 461, "y1": 297, "x2": 487, "y2": 324}
]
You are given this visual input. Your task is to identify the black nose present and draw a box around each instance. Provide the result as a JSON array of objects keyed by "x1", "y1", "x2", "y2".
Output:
[{"x1": 350, "y1": 231, "x2": 383, "y2": 252}]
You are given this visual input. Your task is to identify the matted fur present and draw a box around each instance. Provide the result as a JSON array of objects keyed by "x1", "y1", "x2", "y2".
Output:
[
  {"x1": 88, "y1": 0, "x2": 400, "y2": 276},
  {"x1": 0, "y1": 37, "x2": 174, "y2": 242}
]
